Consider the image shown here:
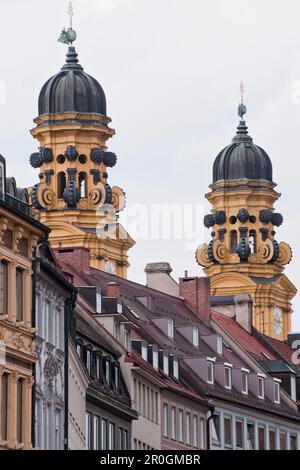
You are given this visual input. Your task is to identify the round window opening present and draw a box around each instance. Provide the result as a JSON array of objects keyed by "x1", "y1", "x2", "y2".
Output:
[{"x1": 79, "y1": 154, "x2": 88, "y2": 165}]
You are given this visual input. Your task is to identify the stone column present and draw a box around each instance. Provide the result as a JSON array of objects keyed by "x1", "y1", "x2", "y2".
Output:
[
  {"x1": 24, "y1": 376, "x2": 33, "y2": 449},
  {"x1": 7, "y1": 371, "x2": 18, "y2": 449}
]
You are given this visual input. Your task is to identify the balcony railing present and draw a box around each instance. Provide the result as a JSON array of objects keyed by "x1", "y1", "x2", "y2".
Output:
[{"x1": 4, "y1": 194, "x2": 32, "y2": 217}]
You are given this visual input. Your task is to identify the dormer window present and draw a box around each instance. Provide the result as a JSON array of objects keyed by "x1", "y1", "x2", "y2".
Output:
[
  {"x1": 163, "y1": 355, "x2": 169, "y2": 375},
  {"x1": 114, "y1": 365, "x2": 119, "y2": 391},
  {"x1": 173, "y1": 358, "x2": 179, "y2": 379},
  {"x1": 274, "y1": 380, "x2": 281, "y2": 404},
  {"x1": 241, "y1": 369, "x2": 249, "y2": 395},
  {"x1": 207, "y1": 359, "x2": 215, "y2": 385},
  {"x1": 224, "y1": 364, "x2": 232, "y2": 390},
  {"x1": 113, "y1": 322, "x2": 120, "y2": 340},
  {"x1": 192, "y1": 328, "x2": 199, "y2": 347},
  {"x1": 153, "y1": 350, "x2": 158, "y2": 370},
  {"x1": 291, "y1": 375, "x2": 296, "y2": 402},
  {"x1": 258, "y1": 375, "x2": 265, "y2": 399},
  {"x1": 141, "y1": 344, "x2": 148, "y2": 361},
  {"x1": 217, "y1": 337, "x2": 223, "y2": 355},
  {"x1": 167, "y1": 320, "x2": 174, "y2": 338},
  {"x1": 96, "y1": 353, "x2": 101, "y2": 381},
  {"x1": 124, "y1": 330, "x2": 130, "y2": 350},
  {"x1": 86, "y1": 348, "x2": 92, "y2": 374}
]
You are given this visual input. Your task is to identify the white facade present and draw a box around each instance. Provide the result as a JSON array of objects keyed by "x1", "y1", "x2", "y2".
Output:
[{"x1": 35, "y1": 275, "x2": 66, "y2": 450}]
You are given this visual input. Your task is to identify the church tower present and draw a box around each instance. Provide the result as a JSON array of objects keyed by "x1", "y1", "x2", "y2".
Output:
[
  {"x1": 29, "y1": 21, "x2": 134, "y2": 278},
  {"x1": 196, "y1": 88, "x2": 297, "y2": 339}
]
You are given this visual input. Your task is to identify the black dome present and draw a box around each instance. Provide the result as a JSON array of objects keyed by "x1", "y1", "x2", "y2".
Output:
[
  {"x1": 38, "y1": 47, "x2": 106, "y2": 116},
  {"x1": 213, "y1": 121, "x2": 273, "y2": 184}
]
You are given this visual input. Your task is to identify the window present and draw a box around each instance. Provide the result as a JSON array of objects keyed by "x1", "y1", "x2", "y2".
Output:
[
  {"x1": 57, "y1": 172, "x2": 66, "y2": 198},
  {"x1": 114, "y1": 365, "x2": 119, "y2": 391},
  {"x1": 123, "y1": 430, "x2": 128, "y2": 450},
  {"x1": 186, "y1": 412, "x2": 191, "y2": 445},
  {"x1": 258, "y1": 376, "x2": 265, "y2": 399},
  {"x1": 163, "y1": 403, "x2": 169, "y2": 437},
  {"x1": 108, "y1": 423, "x2": 115, "y2": 450},
  {"x1": 241, "y1": 370, "x2": 249, "y2": 395},
  {"x1": 1, "y1": 373, "x2": 8, "y2": 441},
  {"x1": 86, "y1": 349, "x2": 92, "y2": 374},
  {"x1": 230, "y1": 230, "x2": 238, "y2": 253},
  {"x1": 0, "y1": 261, "x2": 8, "y2": 316},
  {"x1": 280, "y1": 432, "x2": 287, "y2": 450},
  {"x1": 224, "y1": 416, "x2": 232, "y2": 448},
  {"x1": 199, "y1": 418, "x2": 205, "y2": 450},
  {"x1": 142, "y1": 384, "x2": 146, "y2": 416},
  {"x1": 93, "y1": 416, "x2": 100, "y2": 450},
  {"x1": 113, "y1": 322, "x2": 120, "y2": 340},
  {"x1": 207, "y1": 361, "x2": 214, "y2": 384},
  {"x1": 138, "y1": 381, "x2": 141, "y2": 413},
  {"x1": 247, "y1": 422, "x2": 255, "y2": 450},
  {"x1": 269, "y1": 429, "x2": 276, "y2": 450},
  {"x1": 96, "y1": 354, "x2": 101, "y2": 381},
  {"x1": 211, "y1": 414, "x2": 220, "y2": 446},
  {"x1": 150, "y1": 389, "x2": 154, "y2": 421},
  {"x1": 274, "y1": 381, "x2": 280, "y2": 404},
  {"x1": 173, "y1": 359, "x2": 179, "y2": 379},
  {"x1": 85, "y1": 412, "x2": 92, "y2": 450},
  {"x1": 249, "y1": 230, "x2": 256, "y2": 254},
  {"x1": 258, "y1": 426, "x2": 266, "y2": 450},
  {"x1": 16, "y1": 379, "x2": 23, "y2": 444},
  {"x1": 153, "y1": 350, "x2": 158, "y2": 370},
  {"x1": 217, "y1": 337, "x2": 222, "y2": 355},
  {"x1": 141, "y1": 344, "x2": 148, "y2": 361},
  {"x1": 167, "y1": 320, "x2": 174, "y2": 338},
  {"x1": 224, "y1": 366, "x2": 232, "y2": 390},
  {"x1": 154, "y1": 392, "x2": 158, "y2": 424},
  {"x1": 79, "y1": 172, "x2": 88, "y2": 198},
  {"x1": 192, "y1": 328, "x2": 199, "y2": 347},
  {"x1": 146, "y1": 387, "x2": 150, "y2": 419},
  {"x1": 179, "y1": 409, "x2": 184, "y2": 443},
  {"x1": 118, "y1": 428, "x2": 123, "y2": 450},
  {"x1": 101, "y1": 419, "x2": 107, "y2": 450},
  {"x1": 163, "y1": 355, "x2": 169, "y2": 375},
  {"x1": 0, "y1": 162, "x2": 4, "y2": 198},
  {"x1": 193, "y1": 415, "x2": 198, "y2": 448},
  {"x1": 171, "y1": 407, "x2": 176, "y2": 440},
  {"x1": 235, "y1": 420, "x2": 243, "y2": 450},
  {"x1": 96, "y1": 293, "x2": 101, "y2": 313},
  {"x1": 290, "y1": 434, "x2": 297, "y2": 451},
  {"x1": 16, "y1": 268, "x2": 24, "y2": 322},
  {"x1": 124, "y1": 330, "x2": 129, "y2": 350},
  {"x1": 104, "y1": 358, "x2": 110, "y2": 386},
  {"x1": 291, "y1": 376, "x2": 296, "y2": 401},
  {"x1": 76, "y1": 342, "x2": 82, "y2": 358}
]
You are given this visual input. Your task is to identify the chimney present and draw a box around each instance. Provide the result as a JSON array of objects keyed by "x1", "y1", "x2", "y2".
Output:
[
  {"x1": 234, "y1": 294, "x2": 252, "y2": 333},
  {"x1": 54, "y1": 247, "x2": 90, "y2": 273},
  {"x1": 287, "y1": 332, "x2": 300, "y2": 350},
  {"x1": 179, "y1": 277, "x2": 211, "y2": 325},
  {"x1": 106, "y1": 282, "x2": 120, "y2": 298},
  {"x1": 145, "y1": 262, "x2": 179, "y2": 297}
]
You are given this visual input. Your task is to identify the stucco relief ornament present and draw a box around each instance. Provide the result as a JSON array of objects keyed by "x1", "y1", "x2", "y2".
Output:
[
  {"x1": 0, "y1": 217, "x2": 8, "y2": 245},
  {"x1": 28, "y1": 235, "x2": 39, "y2": 259},
  {"x1": 12, "y1": 334, "x2": 26, "y2": 350},
  {"x1": 13, "y1": 225, "x2": 24, "y2": 252}
]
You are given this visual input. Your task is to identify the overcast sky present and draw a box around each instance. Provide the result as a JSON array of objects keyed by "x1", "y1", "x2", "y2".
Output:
[{"x1": 1, "y1": 0, "x2": 300, "y2": 331}]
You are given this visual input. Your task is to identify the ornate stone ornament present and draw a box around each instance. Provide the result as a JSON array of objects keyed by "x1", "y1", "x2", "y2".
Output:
[
  {"x1": 212, "y1": 240, "x2": 229, "y2": 263},
  {"x1": 277, "y1": 242, "x2": 292, "y2": 266},
  {"x1": 257, "y1": 239, "x2": 274, "y2": 264},
  {"x1": 111, "y1": 186, "x2": 126, "y2": 213},
  {"x1": 195, "y1": 243, "x2": 212, "y2": 267}
]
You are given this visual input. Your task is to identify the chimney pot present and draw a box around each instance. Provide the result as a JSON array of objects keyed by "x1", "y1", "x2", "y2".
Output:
[
  {"x1": 107, "y1": 282, "x2": 120, "y2": 298},
  {"x1": 179, "y1": 277, "x2": 211, "y2": 325}
]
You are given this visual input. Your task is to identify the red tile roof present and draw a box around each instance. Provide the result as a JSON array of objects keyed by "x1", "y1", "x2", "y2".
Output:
[
  {"x1": 261, "y1": 334, "x2": 295, "y2": 365},
  {"x1": 211, "y1": 311, "x2": 277, "y2": 361}
]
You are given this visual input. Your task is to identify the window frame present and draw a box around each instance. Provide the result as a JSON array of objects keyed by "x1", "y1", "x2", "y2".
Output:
[
  {"x1": 207, "y1": 360, "x2": 215, "y2": 385},
  {"x1": 224, "y1": 365, "x2": 232, "y2": 390}
]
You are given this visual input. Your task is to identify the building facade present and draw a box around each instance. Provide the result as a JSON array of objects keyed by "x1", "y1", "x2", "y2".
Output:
[
  {"x1": 0, "y1": 156, "x2": 48, "y2": 450},
  {"x1": 34, "y1": 243, "x2": 76, "y2": 450}
]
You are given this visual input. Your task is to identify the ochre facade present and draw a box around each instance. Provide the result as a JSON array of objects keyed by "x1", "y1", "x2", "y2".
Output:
[
  {"x1": 0, "y1": 201, "x2": 44, "y2": 449},
  {"x1": 29, "y1": 47, "x2": 134, "y2": 278},
  {"x1": 196, "y1": 116, "x2": 296, "y2": 340}
]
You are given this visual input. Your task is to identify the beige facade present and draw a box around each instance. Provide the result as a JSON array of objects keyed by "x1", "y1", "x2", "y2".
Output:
[{"x1": 0, "y1": 197, "x2": 45, "y2": 450}]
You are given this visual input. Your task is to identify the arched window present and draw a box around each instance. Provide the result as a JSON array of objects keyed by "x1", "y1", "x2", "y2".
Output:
[
  {"x1": 230, "y1": 230, "x2": 238, "y2": 253},
  {"x1": 79, "y1": 172, "x2": 87, "y2": 198},
  {"x1": 57, "y1": 172, "x2": 66, "y2": 199},
  {"x1": 249, "y1": 230, "x2": 256, "y2": 254}
]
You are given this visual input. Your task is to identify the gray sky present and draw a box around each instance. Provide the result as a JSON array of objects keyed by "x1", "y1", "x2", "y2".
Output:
[{"x1": 1, "y1": 0, "x2": 300, "y2": 331}]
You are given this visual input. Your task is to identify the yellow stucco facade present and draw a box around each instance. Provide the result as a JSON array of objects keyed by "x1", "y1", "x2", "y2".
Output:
[{"x1": 196, "y1": 123, "x2": 297, "y2": 340}]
